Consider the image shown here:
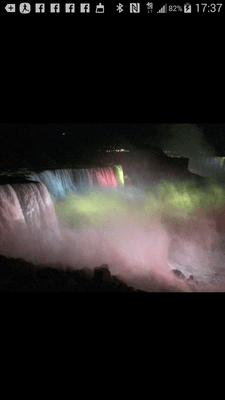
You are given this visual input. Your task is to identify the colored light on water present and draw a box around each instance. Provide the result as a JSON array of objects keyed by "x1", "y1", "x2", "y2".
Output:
[{"x1": 114, "y1": 165, "x2": 125, "y2": 186}]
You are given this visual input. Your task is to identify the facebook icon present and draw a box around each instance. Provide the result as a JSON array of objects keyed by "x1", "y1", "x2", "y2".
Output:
[
  {"x1": 35, "y1": 3, "x2": 45, "y2": 12},
  {"x1": 65, "y1": 4, "x2": 75, "y2": 13},
  {"x1": 50, "y1": 3, "x2": 60, "y2": 12},
  {"x1": 80, "y1": 3, "x2": 90, "y2": 13}
]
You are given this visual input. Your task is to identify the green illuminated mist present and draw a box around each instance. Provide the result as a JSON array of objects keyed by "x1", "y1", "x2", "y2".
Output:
[
  {"x1": 49, "y1": 176, "x2": 225, "y2": 290},
  {"x1": 52, "y1": 179, "x2": 225, "y2": 231}
]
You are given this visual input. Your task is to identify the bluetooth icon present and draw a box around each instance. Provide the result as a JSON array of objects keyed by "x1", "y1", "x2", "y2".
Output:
[{"x1": 116, "y1": 3, "x2": 123, "y2": 12}]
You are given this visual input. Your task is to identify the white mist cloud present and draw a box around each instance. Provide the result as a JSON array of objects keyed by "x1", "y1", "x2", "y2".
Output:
[
  {"x1": 1, "y1": 172, "x2": 225, "y2": 291},
  {"x1": 162, "y1": 124, "x2": 215, "y2": 157}
]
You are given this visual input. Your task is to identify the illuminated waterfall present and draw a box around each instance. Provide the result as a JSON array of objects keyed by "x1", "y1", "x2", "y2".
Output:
[
  {"x1": 188, "y1": 157, "x2": 225, "y2": 180},
  {"x1": 1, "y1": 162, "x2": 225, "y2": 291},
  {"x1": 0, "y1": 182, "x2": 60, "y2": 263},
  {"x1": 29, "y1": 166, "x2": 123, "y2": 199}
]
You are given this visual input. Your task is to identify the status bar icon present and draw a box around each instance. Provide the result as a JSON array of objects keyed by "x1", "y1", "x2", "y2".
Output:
[
  {"x1": 50, "y1": 3, "x2": 60, "y2": 12},
  {"x1": 65, "y1": 3, "x2": 75, "y2": 12},
  {"x1": 5, "y1": 4, "x2": 16, "y2": 12},
  {"x1": 146, "y1": 2, "x2": 153, "y2": 13},
  {"x1": 130, "y1": 3, "x2": 140, "y2": 13},
  {"x1": 35, "y1": 3, "x2": 45, "y2": 12},
  {"x1": 95, "y1": 3, "x2": 104, "y2": 13},
  {"x1": 157, "y1": 3, "x2": 167, "y2": 13},
  {"x1": 116, "y1": 3, "x2": 123, "y2": 13},
  {"x1": 184, "y1": 3, "x2": 192, "y2": 13},
  {"x1": 80, "y1": 3, "x2": 90, "y2": 12},
  {"x1": 19, "y1": 3, "x2": 31, "y2": 13}
]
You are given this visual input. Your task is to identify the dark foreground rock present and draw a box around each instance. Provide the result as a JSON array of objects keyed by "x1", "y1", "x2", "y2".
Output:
[
  {"x1": 171, "y1": 269, "x2": 198, "y2": 290},
  {"x1": 0, "y1": 255, "x2": 144, "y2": 293},
  {"x1": 1, "y1": 255, "x2": 205, "y2": 292},
  {"x1": 171, "y1": 269, "x2": 186, "y2": 280}
]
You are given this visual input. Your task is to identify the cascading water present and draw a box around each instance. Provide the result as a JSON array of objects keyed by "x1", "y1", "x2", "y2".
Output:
[
  {"x1": 1, "y1": 164, "x2": 225, "y2": 291},
  {"x1": 29, "y1": 167, "x2": 119, "y2": 199},
  {"x1": 188, "y1": 157, "x2": 225, "y2": 181},
  {"x1": 0, "y1": 166, "x2": 124, "y2": 268},
  {"x1": 0, "y1": 182, "x2": 60, "y2": 264}
]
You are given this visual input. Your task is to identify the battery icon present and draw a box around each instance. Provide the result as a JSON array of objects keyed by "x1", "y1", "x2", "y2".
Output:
[{"x1": 184, "y1": 3, "x2": 192, "y2": 13}]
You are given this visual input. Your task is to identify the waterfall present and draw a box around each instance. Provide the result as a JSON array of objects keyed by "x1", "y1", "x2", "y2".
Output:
[
  {"x1": 29, "y1": 166, "x2": 120, "y2": 199},
  {"x1": 93, "y1": 167, "x2": 118, "y2": 187},
  {"x1": 1, "y1": 163, "x2": 225, "y2": 291},
  {"x1": 188, "y1": 157, "x2": 225, "y2": 180},
  {"x1": 0, "y1": 181, "x2": 60, "y2": 263},
  {"x1": 0, "y1": 166, "x2": 123, "y2": 266}
]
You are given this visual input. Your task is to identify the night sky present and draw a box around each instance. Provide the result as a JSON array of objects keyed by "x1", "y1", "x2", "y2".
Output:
[{"x1": 0, "y1": 123, "x2": 225, "y2": 169}]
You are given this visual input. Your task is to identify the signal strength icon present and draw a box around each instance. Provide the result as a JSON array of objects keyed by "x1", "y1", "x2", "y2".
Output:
[{"x1": 157, "y1": 3, "x2": 167, "y2": 13}]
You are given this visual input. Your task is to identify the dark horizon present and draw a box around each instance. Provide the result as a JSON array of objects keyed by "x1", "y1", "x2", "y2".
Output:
[
  {"x1": 1, "y1": 123, "x2": 225, "y2": 147},
  {"x1": 0, "y1": 123, "x2": 225, "y2": 170}
]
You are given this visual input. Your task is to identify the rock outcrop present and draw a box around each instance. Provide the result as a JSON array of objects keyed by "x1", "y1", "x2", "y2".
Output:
[
  {"x1": 171, "y1": 268, "x2": 198, "y2": 290},
  {"x1": 0, "y1": 256, "x2": 140, "y2": 293}
]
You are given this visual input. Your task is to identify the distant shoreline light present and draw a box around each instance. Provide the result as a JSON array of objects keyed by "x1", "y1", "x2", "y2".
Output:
[{"x1": 98, "y1": 149, "x2": 130, "y2": 153}]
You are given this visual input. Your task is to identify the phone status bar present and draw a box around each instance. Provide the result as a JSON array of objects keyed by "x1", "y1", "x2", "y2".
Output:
[{"x1": 4, "y1": 3, "x2": 224, "y2": 14}]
